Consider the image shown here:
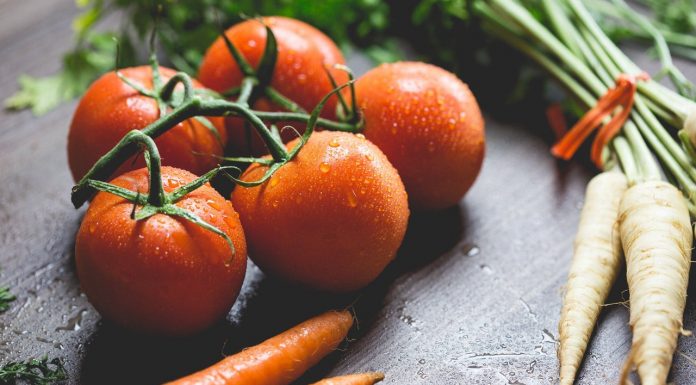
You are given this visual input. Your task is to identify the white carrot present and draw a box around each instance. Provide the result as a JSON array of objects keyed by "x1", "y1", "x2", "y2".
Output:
[
  {"x1": 619, "y1": 181, "x2": 692, "y2": 385},
  {"x1": 558, "y1": 172, "x2": 628, "y2": 385},
  {"x1": 309, "y1": 372, "x2": 384, "y2": 385}
]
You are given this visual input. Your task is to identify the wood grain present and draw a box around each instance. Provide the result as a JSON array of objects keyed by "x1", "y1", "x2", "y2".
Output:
[{"x1": 1, "y1": 1, "x2": 696, "y2": 384}]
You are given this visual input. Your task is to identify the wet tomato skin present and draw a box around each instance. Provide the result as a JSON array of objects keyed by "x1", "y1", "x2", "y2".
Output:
[
  {"x1": 68, "y1": 66, "x2": 227, "y2": 182},
  {"x1": 75, "y1": 167, "x2": 247, "y2": 335},
  {"x1": 198, "y1": 16, "x2": 347, "y2": 156},
  {"x1": 354, "y1": 62, "x2": 485, "y2": 210},
  {"x1": 230, "y1": 131, "x2": 409, "y2": 292}
]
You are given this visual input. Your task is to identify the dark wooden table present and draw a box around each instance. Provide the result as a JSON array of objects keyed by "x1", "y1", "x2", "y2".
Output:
[{"x1": 2, "y1": 1, "x2": 696, "y2": 384}]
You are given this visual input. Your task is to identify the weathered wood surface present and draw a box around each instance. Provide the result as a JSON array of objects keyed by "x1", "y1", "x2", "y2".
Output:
[{"x1": 1, "y1": 1, "x2": 696, "y2": 384}]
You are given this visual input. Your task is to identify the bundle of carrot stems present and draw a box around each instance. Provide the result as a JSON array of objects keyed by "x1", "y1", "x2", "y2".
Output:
[{"x1": 471, "y1": 0, "x2": 696, "y2": 384}]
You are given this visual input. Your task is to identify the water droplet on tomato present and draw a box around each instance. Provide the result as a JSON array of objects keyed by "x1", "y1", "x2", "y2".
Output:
[
  {"x1": 346, "y1": 190, "x2": 358, "y2": 208},
  {"x1": 206, "y1": 199, "x2": 221, "y2": 211},
  {"x1": 88, "y1": 223, "x2": 96, "y2": 234},
  {"x1": 319, "y1": 162, "x2": 330, "y2": 173},
  {"x1": 223, "y1": 215, "x2": 236, "y2": 229},
  {"x1": 448, "y1": 118, "x2": 457, "y2": 130},
  {"x1": 459, "y1": 112, "x2": 467, "y2": 122},
  {"x1": 269, "y1": 177, "x2": 279, "y2": 187},
  {"x1": 365, "y1": 153, "x2": 374, "y2": 161},
  {"x1": 298, "y1": 74, "x2": 307, "y2": 84},
  {"x1": 356, "y1": 133, "x2": 366, "y2": 140},
  {"x1": 167, "y1": 178, "x2": 180, "y2": 188},
  {"x1": 329, "y1": 138, "x2": 340, "y2": 147}
]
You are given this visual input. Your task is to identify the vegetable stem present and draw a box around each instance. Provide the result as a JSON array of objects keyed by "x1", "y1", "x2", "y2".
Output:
[
  {"x1": 237, "y1": 76, "x2": 257, "y2": 106},
  {"x1": 159, "y1": 72, "x2": 194, "y2": 103},
  {"x1": 612, "y1": 137, "x2": 638, "y2": 184},
  {"x1": 265, "y1": 86, "x2": 306, "y2": 113},
  {"x1": 71, "y1": 98, "x2": 198, "y2": 207}
]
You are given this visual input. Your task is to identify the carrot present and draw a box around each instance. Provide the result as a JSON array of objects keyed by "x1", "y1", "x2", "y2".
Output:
[
  {"x1": 309, "y1": 372, "x2": 384, "y2": 385},
  {"x1": 558, "y1": 172, "x2": 628, "y2": 385},
  {"x1": 164, "y1": 310, "x2": 353, "y2": 385},
  {"x1": 618, "y1": 181, "x2": 692, "y2": 385}
]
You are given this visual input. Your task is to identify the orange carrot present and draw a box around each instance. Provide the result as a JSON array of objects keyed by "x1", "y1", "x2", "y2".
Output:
[
  {"x1": 164, "y1": 310, "x2": 353, "y2": 385},
  {"x1": 309, "y1": 372, "x2": 384, "y2": 385}
]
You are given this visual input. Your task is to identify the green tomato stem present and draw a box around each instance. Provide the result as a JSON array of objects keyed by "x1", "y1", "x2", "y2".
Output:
[
  {"x1": 197, "y1": 98, "x2": 289, "y2": 162},
  {"x1": 250, "y1": 110, "x2": 362, "y2": 132},
  {"x1": 236, "y1": 76, "x2": 257, "y2": 106},
  {"x1": 167, "y1": 165, "x2": 239, "y2": 202},
  {"x1": 265, "y1": 86, "x2": 306, "y2": 113},
  {"x1": 221, "y1": 31, "x2": 255, "y2": 77},
  {"x1": 71, "y1": 98, "x2": 200, "y2": 207},
  {"x1": 160, "y1": 72, "x2": 194, "y2": 103}
]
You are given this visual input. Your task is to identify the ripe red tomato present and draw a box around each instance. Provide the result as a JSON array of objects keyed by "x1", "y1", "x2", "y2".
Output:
[
  {"x1": 75, "y1": 167, "x2": 247, "y2": 335},
  {"x1": 198, "y1": 16, "x2": 347, "y2": 156},
  {"x1": 68, "y1": 66, "x2": 227, "y2": 182},
  {"x1": 230, "y1": 131, "x2": 409, "y2": 292},
  {"x1": 354, "y1": 62, "x2": 486, "y2": 210}
]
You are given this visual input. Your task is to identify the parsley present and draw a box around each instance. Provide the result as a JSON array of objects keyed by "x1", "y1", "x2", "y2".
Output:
[
  {"x1": 0, "y1": 358, "x2": 67, "y2": 385},
  {"x1": 0, "y1": 287, "x2": 14, "y2": 313}
]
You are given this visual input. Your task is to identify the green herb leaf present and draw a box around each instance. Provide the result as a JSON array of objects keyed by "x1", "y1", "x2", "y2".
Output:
[
  {"x1": 0, "y1": 357, "x2": 67, "y2": 385},
  {"x1": 4, "y1": 75, "x2": 64, "y2": 116},
  {"x1": 0, "y1": 287, "x2": 15, "y2": 313}
]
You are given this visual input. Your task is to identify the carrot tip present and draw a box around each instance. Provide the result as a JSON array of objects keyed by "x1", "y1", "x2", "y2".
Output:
[{"x1": 550, "y1": 146, "x2": 573, "y2": 160}]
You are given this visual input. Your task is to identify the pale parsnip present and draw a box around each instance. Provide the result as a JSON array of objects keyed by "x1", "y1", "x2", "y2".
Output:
[
  {"x1": 558, "y1": 172, "x2": 628, "y2": 385},
  {"x1": 619, "y1": 181, "x2": 692, "y2": 385},
  {"x1": 309, "y1": 372, "x2": 384, "y2": 385}
]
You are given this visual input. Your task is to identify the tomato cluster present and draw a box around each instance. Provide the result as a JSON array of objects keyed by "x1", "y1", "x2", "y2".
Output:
[
  {"x1": 198, "y1": 17, "x2": 348, "y2": 156},
  {"x1": 68, "y1": 16, "x2": 485, "y2": 335}
]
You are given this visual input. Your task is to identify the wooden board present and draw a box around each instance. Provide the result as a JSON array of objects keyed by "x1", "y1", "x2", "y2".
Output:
[{"x1": 2, "y1": 1, "x2": 696, "y2": 384}]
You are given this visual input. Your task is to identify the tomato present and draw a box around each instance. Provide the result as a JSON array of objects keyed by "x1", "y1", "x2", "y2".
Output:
[
  {"x1": 198, "y1": 16, "x2": 347, "y2": 156},
  {"x1": 75, "y1": 167, "x2": 247, "y2": 335},
  {"x1": 68, "y1": 66, "x2": 227, "y2": 182},
  {"x1": 354, "y1": 62, "x2": 485, "y2": 210},
  {"x1": 230, "y1": 131, "x2": 409, "y2": 292}
]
